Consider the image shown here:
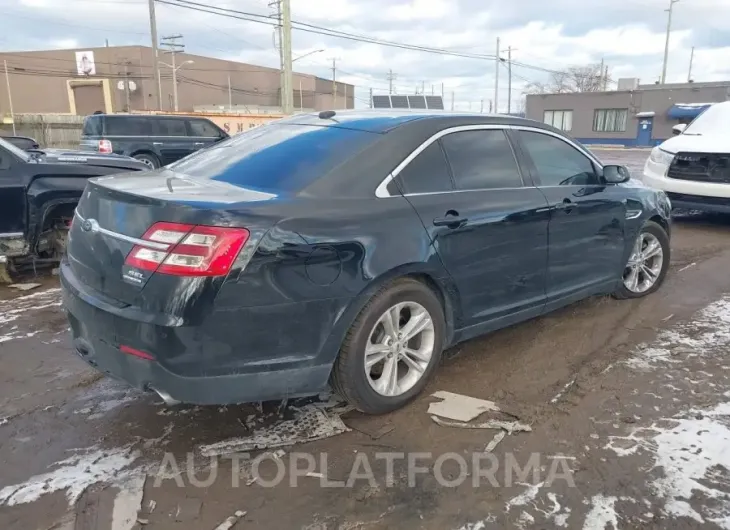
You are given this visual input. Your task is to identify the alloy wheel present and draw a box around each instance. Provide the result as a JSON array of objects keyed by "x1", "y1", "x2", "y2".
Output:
[
  {"x1": 364, "y1": 301, "x2": 435, "y2": 397},
  {"x1": 623, "y1": 232, "x2": 664, "y2": 293}
]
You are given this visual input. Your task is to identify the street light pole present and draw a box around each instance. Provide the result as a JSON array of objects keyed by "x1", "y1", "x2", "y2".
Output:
[{"x1": 661, "y1": 0, "x2": 680, "y2": 84}]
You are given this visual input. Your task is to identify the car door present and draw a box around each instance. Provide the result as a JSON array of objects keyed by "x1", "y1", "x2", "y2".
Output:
[
  {"x1": 186, "y1": 118, "x2": 227, "y2": 153},
  {"x1": 393, "y1": 126, "x2": 550, "y2": 334},
  {"x1": 514, "y1": 128, "x2": 626, "y2": 308},
  {"x1": 154, "y1": 118, "x2": 195, "y2": 164},
  {"x1": 0, "y1": 144, "x2": 26, "y2": 236}
]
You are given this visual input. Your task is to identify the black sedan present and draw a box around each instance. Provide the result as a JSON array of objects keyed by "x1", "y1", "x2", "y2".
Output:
[{"x1": 60, "y1": 111, "x2": 672, "y2": 414}]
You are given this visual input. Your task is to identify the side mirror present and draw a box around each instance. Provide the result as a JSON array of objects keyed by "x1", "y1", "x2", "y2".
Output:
[
  {"x1": 672, "y1": 123, "x2": 687, "y2": 135},
  {"x1": 603, "y1": 165, "x2": 631, "y2": 184}
]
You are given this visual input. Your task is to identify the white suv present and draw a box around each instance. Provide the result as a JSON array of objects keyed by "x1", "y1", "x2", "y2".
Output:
[{"x1": 643, "y1": 101, "x2": 730, "y2": 212}]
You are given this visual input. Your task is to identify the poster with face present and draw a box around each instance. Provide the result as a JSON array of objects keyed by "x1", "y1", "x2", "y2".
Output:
[{"x1": 75, "y1": 51, "x2": 96, "y2": 75}]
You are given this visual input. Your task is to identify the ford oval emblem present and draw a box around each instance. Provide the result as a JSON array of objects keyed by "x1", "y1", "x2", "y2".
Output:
[{"x1": 81, "y1": 220, "x2": 93, "y2": 232}]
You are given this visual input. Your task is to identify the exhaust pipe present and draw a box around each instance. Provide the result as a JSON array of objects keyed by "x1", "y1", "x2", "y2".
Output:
[{"x1": 150, "y1": 386, "x2": 180, "y2": 406}]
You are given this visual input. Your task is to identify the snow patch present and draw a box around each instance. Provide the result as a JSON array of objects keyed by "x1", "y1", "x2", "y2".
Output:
[
  {"x1": 0, "y1": 446, "x2": 141, "y2": 507},
  {"x1": 582, "y1": 495, "x2": 619, "y2": 530}
]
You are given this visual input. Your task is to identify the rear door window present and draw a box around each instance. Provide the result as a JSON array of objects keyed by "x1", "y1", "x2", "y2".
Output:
[
  {"x1": 188, "y1": 119, "x2": 221, "y2": 137},
  {"x1": 105, "y1": 116, "x2": 153, "y2": 136},
  {"x1": 439, "y1": 129, "x2": 523, "y2": 190},
  {"x1": 395, "y1": 142, "x2": 454, "y2": 194},
  {"x1": 168, "y1": 123, "x2": 380, "y2": 192},
  {"x1": 82, "y1": 116, "x2": 103, "y2": 136},
  {"x1": 155, "y1": 119, "x2": 188, "y2": 137}
]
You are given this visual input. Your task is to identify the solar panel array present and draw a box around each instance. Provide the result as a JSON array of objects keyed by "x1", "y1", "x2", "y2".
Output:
[{"x1": 371, "y1": 94, "x2": 445, "y2": 110}]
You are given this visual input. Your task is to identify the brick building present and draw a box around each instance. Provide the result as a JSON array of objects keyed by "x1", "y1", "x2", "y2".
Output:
[{"x1": 0, "y1": 45, "x2": 354, "y2": 116}]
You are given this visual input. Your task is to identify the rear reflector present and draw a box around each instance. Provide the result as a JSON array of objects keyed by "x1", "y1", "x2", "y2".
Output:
[
  {"x1": 120, "y1": 344, "x2": 154, "y2": 360},
  {"x1": 98, "y1": 139, "x2": 113, "y2": 154},
  {"x1": 124, "y1": 222, "x2": 249, "y2": 277}
]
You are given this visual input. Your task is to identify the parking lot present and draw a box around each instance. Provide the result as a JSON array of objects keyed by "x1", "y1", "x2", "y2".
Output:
[{"x1": 2, "y1": 149, "x2": 730, "y2": 530}]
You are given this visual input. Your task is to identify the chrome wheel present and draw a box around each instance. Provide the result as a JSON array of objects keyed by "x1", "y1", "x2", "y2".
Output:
[
  {"x1": 135, "y1": 156, "x2": 156, "y2": 169},
  {"x1": 623, "y1": 232, "x2": 664, "y2": 293},
  {"x1": 364, "y1": 302, "x2": 435, "y2": 397}
]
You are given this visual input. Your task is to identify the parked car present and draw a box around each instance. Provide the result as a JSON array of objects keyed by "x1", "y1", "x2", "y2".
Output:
[
  {"x1": 1, "y1": 135, "x2": 40, "y2": 151},
  {"x1": 79, "y1": 114, "x2": 229, "y2": 169},
  {"x1": 0, "y1": 137, "x2": 147, "y2": 279},
  {"x1": 61, "y1": 111, "x2": 672, "y2": 414},
  {"x1": 643, "y1": 101, "x2": 730, "y2": 212}
]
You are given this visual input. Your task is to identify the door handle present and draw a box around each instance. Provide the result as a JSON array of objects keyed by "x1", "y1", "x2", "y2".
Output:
[
  {"x1": 433, "y1": 211, "x2": 468, "y2": 228},
  {"x1": 555, "y1": 199, "x2": 576, "y2": 213},
  {"x1": 152, "y1": 142, "x2": 163, "y2": 146}
]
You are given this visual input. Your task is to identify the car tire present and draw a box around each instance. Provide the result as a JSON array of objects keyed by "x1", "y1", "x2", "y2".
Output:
[
  {"x1": 133, "y1": 153, "x2": 160, "y2": 169},
  {"x1": 613, "y1": 221, "x2": 670, "y2": 300},
  {"x1": 330, "y1": 278, "x2": 445, "y2": 415}
]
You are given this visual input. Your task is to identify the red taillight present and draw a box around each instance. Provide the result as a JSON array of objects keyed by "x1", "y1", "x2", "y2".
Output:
[
  {"x1": 120, "y1": 344, "x2": 154, "y2": 360},
  {"x1": 98, "y1": 139, "x2": 113, "y2": 154},
  {"x1": 124, "y1": 222, "x2": 249, "y2": 277}
]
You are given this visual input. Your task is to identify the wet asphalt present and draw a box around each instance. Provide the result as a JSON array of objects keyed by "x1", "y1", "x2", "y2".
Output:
[{"x1": 3, "y1": 149, "x2": 730, "y2": 529}]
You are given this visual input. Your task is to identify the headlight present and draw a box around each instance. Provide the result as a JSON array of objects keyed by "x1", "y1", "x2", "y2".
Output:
[{"x1": 649, "y1": 146, "x2": 675, "y2": 166}]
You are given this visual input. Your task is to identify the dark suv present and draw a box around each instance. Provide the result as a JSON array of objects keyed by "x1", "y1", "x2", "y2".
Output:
[{"x1": 80, "y1": 114, "x2": 229, "y2": 169}]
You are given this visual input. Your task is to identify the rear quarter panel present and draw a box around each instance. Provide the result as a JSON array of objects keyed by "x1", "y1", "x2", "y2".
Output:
[{"x1": 213, "y1": 195, "x2": 453, "y2": 368}]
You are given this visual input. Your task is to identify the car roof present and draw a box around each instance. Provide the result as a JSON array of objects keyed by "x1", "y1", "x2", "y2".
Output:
[{"x1": 283, "y1": 109, "x2": 545, "y2": 133}]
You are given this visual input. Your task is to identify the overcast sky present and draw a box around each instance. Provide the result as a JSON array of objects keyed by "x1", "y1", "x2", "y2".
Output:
[{"x1": 2, "y1": 0, "x2": 729, "y2": 111}]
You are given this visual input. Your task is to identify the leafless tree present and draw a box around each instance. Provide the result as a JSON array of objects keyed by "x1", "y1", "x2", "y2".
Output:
[{"x1": 523, "y1": 63, "x2": 608, "y2": 94}]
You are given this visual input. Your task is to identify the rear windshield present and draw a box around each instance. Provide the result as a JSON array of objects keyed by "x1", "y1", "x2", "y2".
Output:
[
  {"x1": 168, "y1": 123, "x2": 379, "y2": 193},
  {"x1": 82, "y1": 115, "x2": 103, "y2": 136}
]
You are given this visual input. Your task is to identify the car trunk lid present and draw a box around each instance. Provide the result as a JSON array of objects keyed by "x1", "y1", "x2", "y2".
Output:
[{"x1": 67, "y1": 171, "x2": 278, "y2": 306}]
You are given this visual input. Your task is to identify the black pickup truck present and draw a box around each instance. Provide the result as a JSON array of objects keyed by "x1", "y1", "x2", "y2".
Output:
[{"x1": 0, "y1": 137, "x2": 147, "y2": 279}]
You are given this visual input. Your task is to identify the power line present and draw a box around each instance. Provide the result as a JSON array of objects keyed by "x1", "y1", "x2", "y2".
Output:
[{"x1": 157, "y1": 0, "x2": 499, "y2": 60}]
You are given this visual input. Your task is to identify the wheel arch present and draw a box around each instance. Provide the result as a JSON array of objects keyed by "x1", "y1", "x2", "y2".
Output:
[{"x1": 319, "y1": 263, "x2": 460, "y2": 371}]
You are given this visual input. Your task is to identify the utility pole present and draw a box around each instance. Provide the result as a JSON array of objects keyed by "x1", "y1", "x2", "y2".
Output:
[
  {"x1": 661, "y1": 0, "x2": 680, "y2": 84},
  {"x1": 480, "y1": 99, "x2": 484, "y2": 113},
  {"x1": 386, "y1": 69, "x2": 397, "y2": 95},
  {"x1": 421, "y1": 80, "x2": 425, "y2": 95},
  {"x1": 269, "y1": 0, "x2": 284, "y2": 109},
  {"x1": 147, "y1": 0, "x2": 162, "y2": 109},
  {"x1": 494, "y1": 37, "x2": 500, "y2": 114},
  {"x1": 228, "y1": 74, "x2": 233, "y2": 110},
  {"x1": 330, "y1": 58, "x2": 337, "y2": 108},
  {"x1": 281, "y1": 0, "x2": 294, "y2": 114},
  {"x1": 441, "y1": 82, "x2": 444, "y2": 98},
  {"x1": 599, "y1": 57, "x2": 604, "y2": 91},
  {"x1": 160, "y1": 35, "x2": 185, "y2": 111},
  {"x1": 122, "y1": 60, "x2": 132, "y2": 112},
  {"x1": 3, "y1": 60, "x2": 16, "y2": 135},
  {"x1": 369, "y1": 87, "x2": 373, "y2": 108},
  {"x1": 489, "y1": 99, "x2": 493, "y2": 113},
  {"x1": 687, "y1": 45, "x2": 695, "y2": 82},
  {"x1": 604, "y1": 65, "x2": 609, "y2": 90},
  {"x1": 431, "y1": 84, "x2": 434, "y2": 95},
  {"x1": 450, "y1": 91, "x2": 454, "y2": 111},
  {"x1": 507, "y1": 46, "x2": 512, "y2": 114}
]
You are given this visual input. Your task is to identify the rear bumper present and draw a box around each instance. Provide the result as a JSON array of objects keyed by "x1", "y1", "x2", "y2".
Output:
[{"x1": 60, "y1": 261, "x2": 337, "y2": 405}]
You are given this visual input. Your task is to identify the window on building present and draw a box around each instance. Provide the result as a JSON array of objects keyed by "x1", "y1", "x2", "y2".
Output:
[
  {"x1": 439, "y1": 130, "x2": 523, "y2": 190},
  {"x1": 593, "y1": 109, "x2": 628, "y2": 132},
  {"x1": 543, "y1": 110, "x2": 573, "y2": 131}
]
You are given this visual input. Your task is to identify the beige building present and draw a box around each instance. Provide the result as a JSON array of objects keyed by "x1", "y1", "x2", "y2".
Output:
[{"x1": 0, "y1": 45, "x2": 354, "y2": 116}]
